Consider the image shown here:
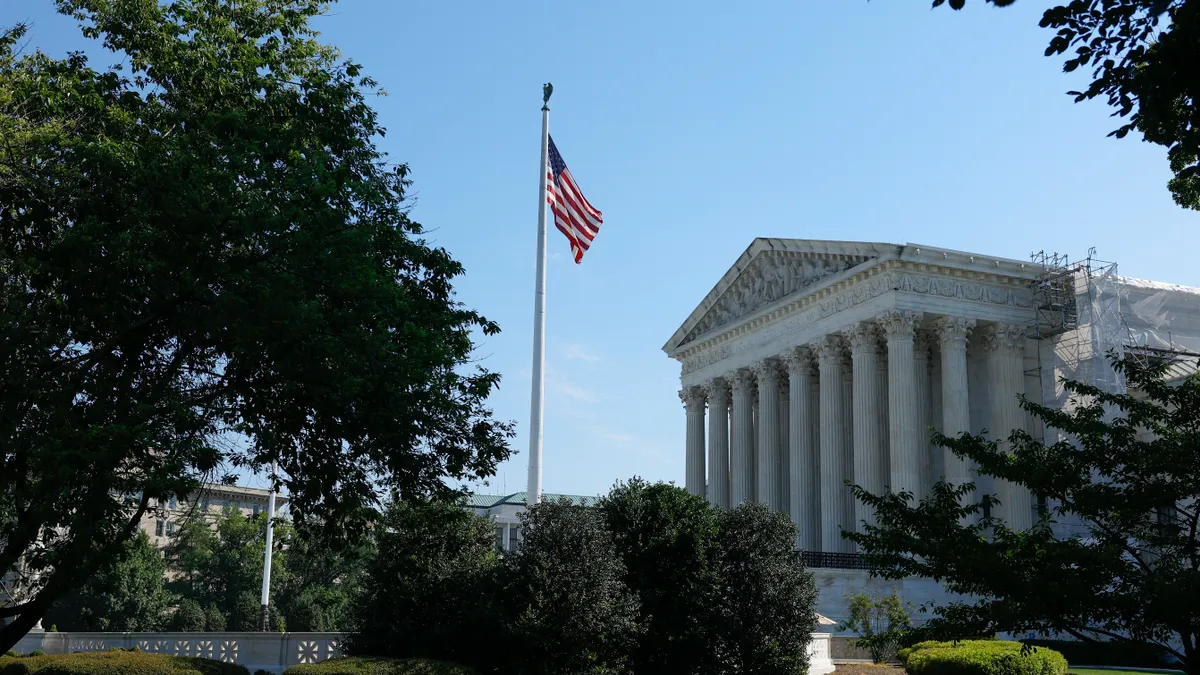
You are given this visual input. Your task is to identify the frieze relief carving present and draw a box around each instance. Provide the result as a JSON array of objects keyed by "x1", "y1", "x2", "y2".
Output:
[
  {"x1": 679, "y1": 271, "x2": 1035, "y2": 375},
  {"x1": 682, "y1": 252, "x2": 870, "y2": 344}
]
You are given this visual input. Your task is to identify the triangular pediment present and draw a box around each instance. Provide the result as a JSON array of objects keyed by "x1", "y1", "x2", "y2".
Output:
[{"x1": 664, "y1": 238, "x2": 899, "y2": 354}]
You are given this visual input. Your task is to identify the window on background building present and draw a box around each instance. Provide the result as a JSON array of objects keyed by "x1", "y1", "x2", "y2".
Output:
[
  {"x1": 155, "y1": 520, "x2": 164, "y2": 537},
  {"x1": 253, "y1": 504, "x2": 260, "y2": 516},
  {"x1": 167, "y1": 521, "x2": 174, "y2": 535},
  {"x1": 169, "y1": 496, "x2": 177, "y2": 510},
  {"x1": 495, "y1": 526, "x2": 504, "y2": 551},
  {"x1": 508, "y1": 526, "x2": 521, "y2": 552}
]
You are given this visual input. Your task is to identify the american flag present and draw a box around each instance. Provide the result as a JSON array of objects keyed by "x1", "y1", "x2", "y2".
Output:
[{"x1": 547, "y1": 136, "x2": 602, "y2": 264}]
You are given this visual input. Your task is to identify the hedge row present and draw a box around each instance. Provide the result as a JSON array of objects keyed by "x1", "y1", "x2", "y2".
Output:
[
  {"x1": 282, "y1": 657, "x2": 476, "y2": 675},
  {"x1": 899, "y1": 640, "x2": 1068, "y2": 675},
  {"x1": 1021, "y1": 639, "x2": 1180, "y2": 669},
  {"x1": 0, "y1": 650, "x2": 250, "y2": 675}
]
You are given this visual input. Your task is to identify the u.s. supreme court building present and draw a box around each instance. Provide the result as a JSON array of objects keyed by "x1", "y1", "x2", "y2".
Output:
[{"x1": 663, "y1": 238, "x2": 1200, "y2": 625}]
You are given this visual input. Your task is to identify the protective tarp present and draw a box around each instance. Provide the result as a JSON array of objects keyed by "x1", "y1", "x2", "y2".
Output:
[{"x1": 1117, "y1": 275, "x2": 1200, "y2": 358}]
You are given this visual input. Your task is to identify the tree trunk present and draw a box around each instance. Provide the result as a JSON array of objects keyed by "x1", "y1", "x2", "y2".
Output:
[{"x1": 0, "y1": 601, "x2": 49, "y2": 654}]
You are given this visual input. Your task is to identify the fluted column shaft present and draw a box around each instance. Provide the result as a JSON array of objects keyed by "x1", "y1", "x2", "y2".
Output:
[
  {"x1": 846, "y1": 324, "x2": 884, "y2": 537},
  {"x1": 876, "y1": 346, "x2": 890, "y2": 481},
  {"x1": 983, "y1": 323, "x2": 1032, "y2": 529},
  {"x1": 705, "y1": 379, "x2": 731, "y2": 508},
  {"x1": 818, "y1": 336, "x2": 850, "y2": 552},
  {"x1": 881, "y1": 310, "x2": 922, "y2": 496},
  {"x1": 754, "y1": 360, "x2": 783, "y2": 511},
  {"x1": 787, "y1": 348, "x2": 819, "y2": 550},
  {"x1": 779, "y1": 382, "x2": 790, "y2": 515},
  {"x1": 934, "y1": 317, "x2": 975, "y2": 491},
  {"x1": 682, "y1": 387, "x2": 707, "y2": 498},
  {"x1": 914, "y1": 332, "x2": 934, "y2": 500},
  {"x1": 729, "y1": 370, "x2": 756, "y2": 507}
]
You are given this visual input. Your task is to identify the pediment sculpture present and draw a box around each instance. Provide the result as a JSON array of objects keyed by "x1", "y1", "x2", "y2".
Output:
[{"x1": 683, "y1": 252, "x2": 871, "y2": 343}]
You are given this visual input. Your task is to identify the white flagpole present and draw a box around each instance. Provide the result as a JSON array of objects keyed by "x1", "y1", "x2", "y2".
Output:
[
  {"x1": 527, "y1": 85, "x2": 551, "y2": 507},
  {"x1": 259, "y1": 460, "x2": 277, "y2": 630}
]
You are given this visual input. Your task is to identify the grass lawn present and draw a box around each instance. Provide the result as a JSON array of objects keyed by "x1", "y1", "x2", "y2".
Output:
[
  {"x1": 1070, "y1": 669, "x2": 1186, "y2": 675},
  {"x1": 1070, "y1": 662, "x2": 1180, "y2": 667}
]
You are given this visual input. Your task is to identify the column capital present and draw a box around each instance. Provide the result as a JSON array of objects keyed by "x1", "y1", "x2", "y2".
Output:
[
  {"x1": 729, "y1": 368, "x2": 756, "y2": 395},
  {"x1": 981, "y1": 322, "x2": 1025, "y2": 355},
  {"x1": 843, "y1": 322, "x2": 881, "y2": 355},
  {"x1": 679, "y1": 386, "x2": 707, "y2": 412},
  {"x1": 750, "y1": 358, "x2": 782, "y2": 384},
  {"x1": 816, "y1": 334, "x2": 846, "y2": 364},
  {"x1": 784, "y1": 345, "x2": 815, "y2": 371},
  {"x1": 703, "y1": 377, "x2": 731, "y2": 404},
  {"x1": 933, "y1": 315, "x2": 976, "y2": 345},
  {"x1": 914, "y1": 329, "x2": 934, "y2": 359},
  {"x1": 877, "y1": 310, "x2": 920, "y2": 340}
]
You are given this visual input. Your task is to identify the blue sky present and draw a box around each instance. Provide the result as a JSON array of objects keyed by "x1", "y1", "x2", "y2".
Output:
[{"x1": 6, "y1": 0, "x2": 1197, "y2": 499}]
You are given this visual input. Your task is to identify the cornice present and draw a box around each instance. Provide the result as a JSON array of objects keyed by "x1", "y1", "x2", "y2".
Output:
[{"x1": 673, "y1": 261, "x2": 1035, "y2": 375}]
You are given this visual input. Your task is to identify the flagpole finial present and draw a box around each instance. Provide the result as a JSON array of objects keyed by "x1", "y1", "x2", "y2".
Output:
[{"x1": 542, "y1": 82, "x2": 553, "y2": 110}]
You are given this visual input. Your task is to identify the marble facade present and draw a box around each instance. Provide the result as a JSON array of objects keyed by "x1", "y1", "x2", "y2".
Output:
[{"x1": 664, "y1": 239, "x2": 1046, "y2": 550}]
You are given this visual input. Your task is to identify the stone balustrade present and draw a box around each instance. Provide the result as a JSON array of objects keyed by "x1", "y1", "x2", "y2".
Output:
[
  {"x1": 12, "y1": 630, "x2": 343, "y2": 674},
  {"x1": 12, "y1": 630, "x2": 835, "y2": 674}
]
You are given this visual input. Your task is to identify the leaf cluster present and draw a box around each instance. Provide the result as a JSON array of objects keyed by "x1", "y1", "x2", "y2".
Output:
[
  {"x1": 846, "y1": 356, "x2": 1200, "y2": 670},
  {"x1": 934, "y1": 0, "x2": 1200, "y2": 209}
]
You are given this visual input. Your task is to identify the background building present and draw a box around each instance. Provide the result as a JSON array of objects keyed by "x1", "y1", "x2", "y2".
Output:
[
  {"x1": 464, "y1": 492, "x2": 597, "y2": 552},
  {"x1": 138, "y1": 484, "x2": 288, "y2": 549}
]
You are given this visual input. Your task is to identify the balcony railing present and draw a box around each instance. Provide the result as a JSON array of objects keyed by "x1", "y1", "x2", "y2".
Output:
[{"x1": 800, "y1": 551, "x2": 871, "y2": 570}]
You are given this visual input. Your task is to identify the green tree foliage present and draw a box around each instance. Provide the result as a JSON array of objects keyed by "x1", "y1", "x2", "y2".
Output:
[
  {"x1": 934, "y1": 0, "x2": 1200, "y2": 209},
  {"x1": 838, "y1": 591, "x2": 913, "y2": 664},
  {"x1": 166, "y1": 508, "x2": 288, "y2": 631},
  {"x1": 596, "y1": 479, "x2": 721, "y2": 675},
  {"x1": 41, "y1": 531, "x2": 172, "y2": 632},
  {"x1": 344, "y1": 499, "x2": 499, "y2": 666},
  {"x1": 501, "y1": 498, "x2": 641, "y2": 675},
  {"x1": 847, "y1": 357, "x2": 1200, "y2": 675},
  {"x1": 277, "y1": 520, "x2": 373, "y2": 632},
  {"x1": 169, "y1": 599, "x2": 206, "y2": 632},
  {"x1": 710, "y1": 503, "x2": 818, "y2": 675},
  {"x1": 0, "y1": 0, "x2": 512, "y2": 650}
]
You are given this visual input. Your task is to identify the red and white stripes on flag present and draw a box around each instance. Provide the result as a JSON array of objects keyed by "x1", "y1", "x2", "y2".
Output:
[{"x1": 547, "y1": 136, "x2": 602, "y2": 264}]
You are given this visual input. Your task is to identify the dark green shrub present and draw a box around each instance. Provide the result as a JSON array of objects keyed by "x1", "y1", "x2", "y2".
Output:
[
  {"x1": 345, "y1": 499, "x2": 499, "y2": 667},
  {"x1": 172, "y1": 599, "x2": 206, "y2": 632},
  {"x1": 283, "y1": 657, "x2": 476, "y2": 675},
  {"x1": 709, "y1": 503, "x2": 818, "y2": 675},
  {"x1": 203, "y1": 604, "x2": 226, "y2": 632},
  {"x1": 501, "y1": 498, "x2": 641, "y2": 675},
  {"x1": 2, "y1": 653, "x2": 14, "y2": 659},
  {"x1": 0, "y1": 650, "x2": 250, "y2": 674},
  {"x1": 597, "y1": 479, "x2": 721, "y2": 675},
  {"x1": 1021, "y1": 639, "x2": 1178, "y2": 669},
  {"x1": 902, "y1": 640, "x2": 1067, "y2": 675}
]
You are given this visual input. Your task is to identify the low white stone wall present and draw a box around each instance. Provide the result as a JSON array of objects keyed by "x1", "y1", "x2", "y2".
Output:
[
  {"x1": 12, "y1": 630, "x2": 836, "y2": 674},
  {"x1": 12, "y1": 631, "x2": 342, "y2": 674}
]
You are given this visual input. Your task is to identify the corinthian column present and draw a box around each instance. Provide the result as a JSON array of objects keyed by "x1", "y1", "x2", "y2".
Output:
[
  {"x1": 786, "y1": 347, "x2": 818, "y2": 550},
  {"x1": 681, "y1": 386, "x2": 707, "y2": 498},
  {"x1": 845, "y1": 323, "x2": 884, "y2": 535},
  {"x1": 879, "y1": 310, "x2": 922, "y2": 497},
  {"x1": 729, "y1": 369, "x2": 756, "y2": 507},
  {"x1": 753, "y1": 359, "x2": 783, "y2": 511},
  {"x1": 982, "y1": 322, "x2": 1032, "y2": 529},
  {"x1": 934, "y1": 316, "x2": 975, "y2": 495},
  {"x1": 779, "y1": 379, "x2": 790, "y2": 515},
  {"x1": 704, "y1": 378, "x2": 731, "y2": 508},
  {"x1": 914, "y1": 331, "x2": 934, "y2": 500},
  {"x1": 817, "y1": 335, "x2": 849, "y2": 552}
]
